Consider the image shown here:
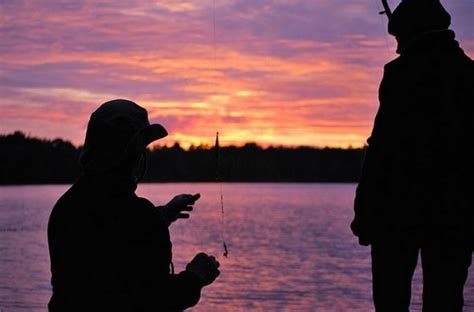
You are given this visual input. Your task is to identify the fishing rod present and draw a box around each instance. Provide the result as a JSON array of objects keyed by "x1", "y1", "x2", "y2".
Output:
[{"x1": 379, "y1": 0, "x2": 392, "y2": 18}]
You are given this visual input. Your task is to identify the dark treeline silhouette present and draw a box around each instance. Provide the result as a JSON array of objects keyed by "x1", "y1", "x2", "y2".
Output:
[
  {"x1": 0, "y1": 131, "x2": 365, "y2": 184},
  {"x1": 0, "y1": 131, "x2": 81, "y2": 184}
]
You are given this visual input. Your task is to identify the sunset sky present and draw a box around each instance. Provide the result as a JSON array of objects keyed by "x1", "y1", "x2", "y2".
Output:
[{"x1": 1, "y1": 1, "x2": 473, "y2": 148}]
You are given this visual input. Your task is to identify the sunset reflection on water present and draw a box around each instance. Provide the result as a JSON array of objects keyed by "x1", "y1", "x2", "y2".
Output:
[{"x1": 0, "y1": 184, "x2": 473, "y2": 311}]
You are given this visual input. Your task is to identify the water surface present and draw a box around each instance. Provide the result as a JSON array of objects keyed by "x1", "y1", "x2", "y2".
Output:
[{"x1": 0, "y1": 184, "x2": 473, "y2": 311}]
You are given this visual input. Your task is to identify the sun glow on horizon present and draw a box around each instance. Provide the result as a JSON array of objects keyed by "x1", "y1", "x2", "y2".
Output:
[{"x1": 1, "y1": 1, "x2": 472, "y2": 147}]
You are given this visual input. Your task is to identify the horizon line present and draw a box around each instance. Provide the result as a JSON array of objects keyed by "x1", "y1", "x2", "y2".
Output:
[{"x1": 1, "y1": 130, "x2": 367, "y2": 151}]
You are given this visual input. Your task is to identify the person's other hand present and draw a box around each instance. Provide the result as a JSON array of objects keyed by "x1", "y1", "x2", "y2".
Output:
[
  {"x1": 186, "y1": 252, "x2": 220, "y2": 287},
  {"x1": 160, "y1": 193, "x2": 200, "y2": 226}
]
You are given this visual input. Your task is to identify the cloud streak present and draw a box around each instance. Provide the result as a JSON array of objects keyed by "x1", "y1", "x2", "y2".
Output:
[{"x1": 1, "y1": 0, "x2": 472, "y2": 148}]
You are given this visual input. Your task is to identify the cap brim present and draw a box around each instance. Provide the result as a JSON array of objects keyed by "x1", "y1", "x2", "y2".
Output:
[
  {"x1": 125, "y1": 124, "x2": 168, "y2": 157},
  {"x1": 140, "y1": 124, "x2": 168, "y2": 146}
]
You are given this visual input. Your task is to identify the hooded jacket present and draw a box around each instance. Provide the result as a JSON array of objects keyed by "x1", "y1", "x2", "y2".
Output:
[
  {"x1": 48, "y1": 172, "x2": 202, "y2": 311},
  {"x1": 351, "y1": 30, "x2": 474, "y2": 246}
]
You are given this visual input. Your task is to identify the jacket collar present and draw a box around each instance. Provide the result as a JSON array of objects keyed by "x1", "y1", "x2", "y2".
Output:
[{"x1": 398, "y1": 29, "x2": 459, "y2": 56}]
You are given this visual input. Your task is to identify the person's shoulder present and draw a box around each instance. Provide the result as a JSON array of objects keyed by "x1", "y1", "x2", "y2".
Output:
[
  {"x1": 384, "y1": 57, "x2": 402, "y2": 71},
  {"x1": 383, "y1": 56, "x2": 405, "y2": 77},
  {"x1": 446, "y1": 50, "x2": 474, "y2": 84},
  {"x1": 47, "y1": 180, "x2": 85, "y2": 233},
  {"x1": 49, "y1": 181, "x2": 80, "y2": 216},
  {"x1": 460, "y1": 52, "x2": 474, "y2": 73}
]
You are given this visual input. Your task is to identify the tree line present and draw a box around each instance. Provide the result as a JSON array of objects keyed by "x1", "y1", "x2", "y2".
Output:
[{"x1": 0, "y1": 131, "x2": 365, "y2": 184}]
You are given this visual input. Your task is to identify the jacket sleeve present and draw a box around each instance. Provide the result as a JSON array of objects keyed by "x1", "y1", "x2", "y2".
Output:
[
  {"x1": 124, "y1": 197, "x2": 202, "y2": 311},
  {"x1": 159, "y1": 270, "x2": 202, "y2": 310},
  {"x1": 351, "y1": 81, "x2": 389, "y2": 246}
]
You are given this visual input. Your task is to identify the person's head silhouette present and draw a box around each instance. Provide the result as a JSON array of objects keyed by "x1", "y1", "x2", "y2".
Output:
[
  {"x1": 387, "y1": 0, "x2": 451, "y2": 53},
  {"x1": 79, "y1": 99, "x2": 167, "y2": 180}
]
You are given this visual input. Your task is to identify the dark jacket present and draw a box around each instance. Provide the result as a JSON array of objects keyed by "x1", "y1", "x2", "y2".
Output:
[
  {"x1": 351, "y1": 30, "x2": 474, "y2": 246},
  {"x1": 48, "y1": 172, "x2": 201, "y2": 311}
]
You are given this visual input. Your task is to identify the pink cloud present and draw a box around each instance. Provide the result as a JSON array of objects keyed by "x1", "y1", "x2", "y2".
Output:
[{"x1": 1, "y1": 0, "x2": 472, "y2": 147}]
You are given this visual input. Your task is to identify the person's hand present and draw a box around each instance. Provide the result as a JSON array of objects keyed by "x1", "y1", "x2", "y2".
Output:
[
  {"x1": 160, "y1": 193, "x2": 200, "y2": 226},
  {"x1": 186, "y1": 252, "x2": 220, "y2": 287},
  {"x1": 160, "y1": 193, "x2": 200, "y2": 225}
]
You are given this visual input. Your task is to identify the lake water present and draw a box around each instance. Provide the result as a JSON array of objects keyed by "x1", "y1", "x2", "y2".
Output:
[{"x1": 0, "y1": 183, "x2": 473, "y2": 311}]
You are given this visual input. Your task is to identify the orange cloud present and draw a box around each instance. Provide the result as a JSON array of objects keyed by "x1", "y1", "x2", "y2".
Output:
[{"x1": 1, "y1": 0, "x2": 472, "y2": 148}]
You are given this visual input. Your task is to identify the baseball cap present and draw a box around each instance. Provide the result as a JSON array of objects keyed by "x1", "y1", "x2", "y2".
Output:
[
  {"x1": 388, "y1": 0, "x2": 451, "y2": 39},
  {"x1": 79, "y1": 99, "x2": 167, "y2": 171}
]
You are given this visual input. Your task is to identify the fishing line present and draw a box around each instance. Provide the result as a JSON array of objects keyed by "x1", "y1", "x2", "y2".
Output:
[
  {"x1": 212, "y1": 0, "x2": 229, "y2": 258},
  {"x1": 215, "y1": 132, "x2": 229, "y2": 257}
]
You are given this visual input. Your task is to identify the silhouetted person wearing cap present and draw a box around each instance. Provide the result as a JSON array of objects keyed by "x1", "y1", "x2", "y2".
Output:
[
  {"x1": 48, "y1": 99, "x2": 220, "y2": 311},
  {"x1": 351, "y1": 1, "x2": 473, "y2": 311}
]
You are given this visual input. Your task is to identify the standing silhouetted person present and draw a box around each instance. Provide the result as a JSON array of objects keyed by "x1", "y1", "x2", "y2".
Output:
[
  {"x1": 48, "y1": 99, "x2": 220, "y2": 311},
  {"x1": 351, "y1": 1, "x2": 473, "y2": 311}
]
